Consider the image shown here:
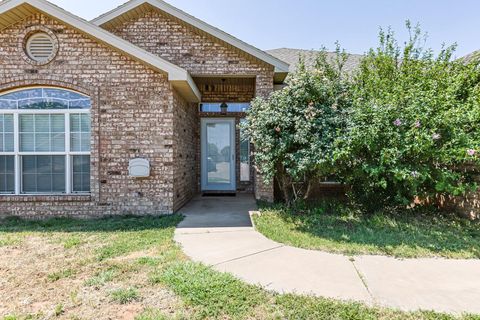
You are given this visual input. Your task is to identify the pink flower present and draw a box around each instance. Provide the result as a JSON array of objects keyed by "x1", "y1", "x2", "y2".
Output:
[
  {"x1": 275, "y1": 127, "x2": 281, "y2": 133},
  {"x1": 432, "y1": 133, "x2": 441, "y2": 141},
  {"x1": 393, "y1": 119, "x2": 402, "y2": 127},
  {"x1": 467, "y1": 149, "x2": 476, "y2": 156},
  {"x1": 414, "y1": 120, "x2": 421, "y2": 128}
]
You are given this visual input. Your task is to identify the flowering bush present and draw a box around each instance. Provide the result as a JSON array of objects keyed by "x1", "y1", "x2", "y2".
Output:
[
  {"x1": 243, "y1": 49, "x2": 351, "y2": 204},
  {"x1": 335, "y1": 23, "x2": 480, "y2": 209}
]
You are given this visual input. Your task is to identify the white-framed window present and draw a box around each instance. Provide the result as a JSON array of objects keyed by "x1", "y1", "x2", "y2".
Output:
[{"x1": 0, "y1": 87, "x2": 91, "y2": 195}]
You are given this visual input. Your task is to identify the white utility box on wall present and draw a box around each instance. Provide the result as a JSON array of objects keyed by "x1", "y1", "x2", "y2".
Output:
[{"x1": 129, "y1": 158, "x2": 150, "y2": 178}]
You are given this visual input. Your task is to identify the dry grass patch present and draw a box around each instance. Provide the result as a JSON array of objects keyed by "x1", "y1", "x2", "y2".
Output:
[{"x1": 1, "y1": 215, "x2": 478, "y2": 320}]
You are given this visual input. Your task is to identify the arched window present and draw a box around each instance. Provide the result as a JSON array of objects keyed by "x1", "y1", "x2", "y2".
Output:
[{"x1": 0, "y1": 87, "x2": 91, "y2": 195}]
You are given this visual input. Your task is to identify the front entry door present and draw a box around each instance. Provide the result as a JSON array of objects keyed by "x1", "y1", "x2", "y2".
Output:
[{"x1": 201, "y1": 118, "x2": 236, "y2": 191}]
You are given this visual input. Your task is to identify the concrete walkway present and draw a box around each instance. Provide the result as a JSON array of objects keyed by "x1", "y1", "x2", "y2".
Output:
[{"x1": 175, "y1": 195, "x2": 480, "y2": 315}]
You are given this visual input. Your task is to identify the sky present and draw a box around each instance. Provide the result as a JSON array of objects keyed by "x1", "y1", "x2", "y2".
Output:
[{"x1": 50, "y1": 0, "x2": 480, "y2": 58}]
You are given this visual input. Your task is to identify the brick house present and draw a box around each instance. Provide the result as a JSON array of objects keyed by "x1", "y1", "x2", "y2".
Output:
[{"x1": 0, "y1": 0, "x2": 290, "y2": 218}]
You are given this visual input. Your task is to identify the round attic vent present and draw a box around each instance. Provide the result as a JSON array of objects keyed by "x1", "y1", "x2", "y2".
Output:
[{"x1": 26, "y1": 32, "x2": 56, "y2": 63}]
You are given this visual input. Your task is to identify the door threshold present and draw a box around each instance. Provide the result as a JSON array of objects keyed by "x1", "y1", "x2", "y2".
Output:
[{"x1": 202, "y1": 192, "x2": 237, "y2": 197}]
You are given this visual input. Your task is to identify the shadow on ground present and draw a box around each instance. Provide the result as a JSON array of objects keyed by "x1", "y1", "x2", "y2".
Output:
[
  {"x1": 0, "y1": 214, "x2": 183, "y2": 233},
  {"x1": 177, "y1": 194, "x2": 256, "y2": 229},
  {"x1": 258, "y1": 204, "x2": 480, "y2": 258}
]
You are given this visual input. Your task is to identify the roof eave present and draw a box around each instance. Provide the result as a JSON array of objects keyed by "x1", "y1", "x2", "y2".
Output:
[{"x1": 274, "y1": 71, "x2": 288, "y2": 84}]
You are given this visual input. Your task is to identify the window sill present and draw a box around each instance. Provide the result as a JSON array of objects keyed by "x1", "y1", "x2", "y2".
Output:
[{"x1": 0, "y1": 194, "x2": 92, "y2": 202}]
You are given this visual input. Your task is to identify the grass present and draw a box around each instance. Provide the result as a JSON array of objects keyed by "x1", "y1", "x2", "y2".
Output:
[
  {"x1": 253, "y1": 201, "x2": 480, "y2": 259},
  {"x1": 62, "y1": 236, "x2": 82, "y2": 249},
  {"x1": 154, "y1": 259, "x2": 480, "y2": 320},
  {"x1": 158, "y1": 262, "x2": 269, "y2": 319},
  {"x1": 84, "y1": 269, "x2": 117, "y2": 287},
  {"x1": 53, "y1": 304, "x2": 64, "y2": 317},
  {"x1": 1, "y1": 215, "x2": 479, "y2": 319},
  {"x1": 0, "y1": 233, "x2": 24, "y2": 247},
  {"x1": 47, "y1": 268, "x2": 76, "y2": 282},
  {"x1": 110, "y1": 288, "x2": 141, "y2": 304}
]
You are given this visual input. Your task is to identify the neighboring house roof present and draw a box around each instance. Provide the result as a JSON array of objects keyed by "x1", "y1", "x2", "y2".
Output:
[
  {"x1": 267, "y1": 48, "x2": 364, "y2": 74},
  {"x1": 462, "y1": 50, "x2": 480, "y2": 64},
  {"x1": 0, "y1": 0, "x2": 201, "y2": 102},
  {"x1": 91, "y1": 0, "x2": 290, "y2": 82}
]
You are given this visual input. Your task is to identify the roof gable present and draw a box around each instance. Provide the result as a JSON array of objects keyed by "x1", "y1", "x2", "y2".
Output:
[
  {"x1": 91, "y1": 0, "x2": 290, "y2": 77},
  {"x1": 0, "y1": 0, "x2": 201, "y2": 101}
]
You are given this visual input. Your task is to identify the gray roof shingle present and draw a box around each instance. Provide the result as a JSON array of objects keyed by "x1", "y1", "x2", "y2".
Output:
[
  {"x1": 462, "y1": 50, "x2": 480, "y2": 63},
  {"x1": 266, "y1": 48, "x2": 364, "y2": 74}
]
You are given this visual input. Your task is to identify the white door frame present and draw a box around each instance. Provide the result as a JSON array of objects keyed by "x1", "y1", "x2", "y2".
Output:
[{"x1": 201, "y1": 118, "x2": 236, "y2": 192}]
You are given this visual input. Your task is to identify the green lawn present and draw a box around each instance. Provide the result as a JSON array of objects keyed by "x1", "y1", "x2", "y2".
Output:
[
  {"x1": 0, "y1": 215, "x2": 479, "y2": 320},
  {"x1": 253, "y1": 202, "x2": 480, "y2": 259}
]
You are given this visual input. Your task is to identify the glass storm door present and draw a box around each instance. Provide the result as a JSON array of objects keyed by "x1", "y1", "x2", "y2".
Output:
[{"x1": 201, "y1": 118, "x2": 236, "y2": 191}]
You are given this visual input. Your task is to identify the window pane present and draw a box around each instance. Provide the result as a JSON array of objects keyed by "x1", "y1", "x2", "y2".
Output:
[
  {"x1": 81, "y1": 133, "x2": 90, "y2": 151},
  {"x1": 35, "y1": 133, "x2": 50, "y2": 152},
  {"x1": 0, "y1": 100, "x2": 17, "y2": 109},
  {"x1": 80, "y1": 114, "x2": 90, "y2": 131},
  {"x1": 0, "y1": 114, "x2": 14, "y2": 152},
  {"x1": 51, "y1": 133, "x2": 65, "y2": 152},
  {"x1": 3, "y1": 88, "x2": 42, "y2": 100},
  {"x1": 4, "y1": 133, "x2": 14, "y2": 152},
  {"x1": 20, "y1": 133, "x2": 35, "y2": 152},
  {"x1": 0, "y1": 88, "x2": 91, "y2": 110},
  {"x1": 72, "y1": 155, "x2": 90, "y2": 193},
  {"x1": 240, "y1": 119, "x2": 250, "y2": 182},
  {"x1": 4, "y1": 115, "x2": 13, "y2": 132},
  {"x1": 0, "y1": 155, "x2": 14, "y2": 194},
  {"x1": 51, "y1": 115, "x2": 65, "y2": 132},
  {"x1": 20, "y1": 114, "x2": 34, "y2": 132},
  {"x1": 19, "y1": 98, "x2": 68, "y2": 110},
  {"x1": 70, "y1": 114, "x2": 80, "y2": 132},
  {"x1": 37, "y1": 174, "x2": 52, "y2": 193},
  {"x1": 35, "y1": 115, "x2": 50, "y2": 132},
  {"x1": 20, "y1": 114, "x2": 65, "y2": 152},
  {"x1": 22, "y1": 156, "x2": 65, "y2": 193},
  {"x1": 70, "y1": 114, "x2": 90, "y2": 152},
  {"x1": 71, "y1": 133, "x2": 81, "y2": 152}
]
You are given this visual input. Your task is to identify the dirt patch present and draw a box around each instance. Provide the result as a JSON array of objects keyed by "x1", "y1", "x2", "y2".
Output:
[{"x1": 0, "y1": 236, "x2": 183, "y2": 319}]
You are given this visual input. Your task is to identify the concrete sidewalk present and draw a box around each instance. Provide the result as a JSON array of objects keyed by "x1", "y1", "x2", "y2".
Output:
[{"x1": 175, "y1": 195, "x2": 480, "y2": 315}]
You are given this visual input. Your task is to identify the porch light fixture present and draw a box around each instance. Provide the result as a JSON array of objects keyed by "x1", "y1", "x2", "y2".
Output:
[{"x1": 220, "y1": 102, "x2": 228, "y2": 114}]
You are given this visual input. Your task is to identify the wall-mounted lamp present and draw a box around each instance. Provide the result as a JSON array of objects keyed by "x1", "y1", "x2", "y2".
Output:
[{"x1": 220, "y1": 102, "x2": 228, "y2": 114}]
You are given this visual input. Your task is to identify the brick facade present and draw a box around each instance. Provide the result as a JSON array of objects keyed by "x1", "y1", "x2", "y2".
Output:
[
  {"x1": 0, "y1": 14, "x2": 179, "y2": 217},
  {"x1": 172, "y1": 91, "x2": 199, "y2": 211},
  {"x1": 0, "y1": 7, "x2": 277, "y2": 218}
]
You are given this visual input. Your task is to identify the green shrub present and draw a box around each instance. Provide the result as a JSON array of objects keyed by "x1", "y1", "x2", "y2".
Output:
[{"x1": 335, "y1": 22, "x2": 480, "y2": 210}]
